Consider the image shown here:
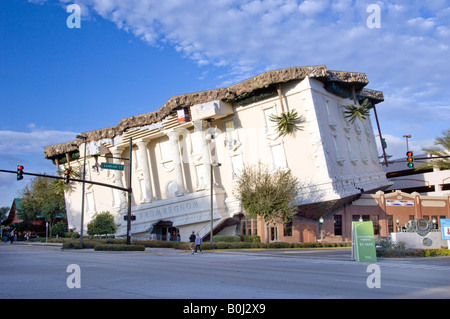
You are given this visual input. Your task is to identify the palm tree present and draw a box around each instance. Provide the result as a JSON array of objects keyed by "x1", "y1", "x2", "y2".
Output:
[
  {"x1": 416, "y1": 129, "x2": 450, "y2": 170},
  {"x1": 342, "y1": 98, "x2": 372, "y2": 124},
  {"x1": 269, "y1": 83, "x2": 304, "y2": 137},
  {"x1": 343, "y1": 94, "x2": 389, "y2": 166},
  {"x1": 269, "y1": 110, "x2": 303, "y2": 137}
]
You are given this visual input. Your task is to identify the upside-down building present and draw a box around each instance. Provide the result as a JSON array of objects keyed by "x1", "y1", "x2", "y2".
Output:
[{"x1": 44, "y1": 66, "x2": 392, "y2": 242}]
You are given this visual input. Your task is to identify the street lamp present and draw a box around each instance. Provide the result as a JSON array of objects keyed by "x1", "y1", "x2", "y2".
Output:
[
  {"x1": 76, "y1": 134, "x2": 87, "y2": 247},
  {"x1": 210, "y1": 162, "x2": 221, "y2": 246},
  {"x1": 403, "y1": 135, "x2": 411, "y2": 152},
  {"x1": 318, "y1": 217, "x2": 324, "y2": 241},
  {"x1": 205, "y1": 119, "x2": 221, "y2": 246}
]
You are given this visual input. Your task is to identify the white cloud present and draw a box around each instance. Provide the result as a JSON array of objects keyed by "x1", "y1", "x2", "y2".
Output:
[
  {"x1": 0, "y1": 127, "x2": 78, "y2": 155},
  {"x1": 30, "y1": 0, "x2": 450, "y2": 147},
  {"x1": 298, "y1": 0, "x2": 329, "y2": 15}
]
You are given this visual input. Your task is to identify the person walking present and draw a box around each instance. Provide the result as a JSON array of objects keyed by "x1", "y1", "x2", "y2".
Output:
[
  {"x1": 195, "y1": 233, "x2": 203, "y2": 254},
  {"x1": 189, "y1": 231, "x2": 196, "y2": 254}
]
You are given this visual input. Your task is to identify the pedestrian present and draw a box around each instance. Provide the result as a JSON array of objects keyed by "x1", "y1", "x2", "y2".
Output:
[
  {"x1": 9, "y1": 230, "x2": 15, "y2": 244},
  {"x1": 189, "y1": 231, "x2": 196, "y2": 254},
  {"x1": 195, "y1": 233, "x2": 203, "y2": 254}
]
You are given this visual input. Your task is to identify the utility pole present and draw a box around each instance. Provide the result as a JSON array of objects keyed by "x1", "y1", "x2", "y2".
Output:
[
  {"x1": 126, "y1": 137, "x2": 133, "y2": 245},
  {"x1": 77, "y1": 134, "x2": 87, "y2": 247}
]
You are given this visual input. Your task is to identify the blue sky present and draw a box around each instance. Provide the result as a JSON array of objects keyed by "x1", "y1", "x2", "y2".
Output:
[{"x1": 1, "y1": 0, "x2": 449, "y2": 209}]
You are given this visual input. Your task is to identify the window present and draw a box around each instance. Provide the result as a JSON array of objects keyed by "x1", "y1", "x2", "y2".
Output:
[
  {"x1": 388, "y1": 215, "x2": 394, "y2": 234},
  {"x1": 334, "y1": 215, "x2": 342, "y2": 236},
  {"x1": 231, "y1": 153, "x2": 244, "y2": 179},
  {"x1": 263, "y1": 107, "x2": 277, "y2": 135},
  {"x1": 190, "y1": 130, "x2": 203, "y2": 155},
  {"x1": 332, "y1": 134, "x2": 345, "y2": 164},
  {"x1": 357, "y1": 137, "x2": 368, "y2": 164},
  {"x1": 270, "y1": 143, "x2": 287, "y2": 170},
  {"x1": 371, "y1": 215, "x2": 380, "y2": 235},
  {"x1": 86, "y1": 192, "x2": 95, "y2": 214},
  {"x1": 195, "y1": 164, "x2": 206, "y2": 190},
  {"x1": 241, "y1": 215, "x2": 258, "y2": 236},
  {"x1": 224, "y1": 119, "x2": 240, "y2": 150},
  {"x1": 432, "y1": 216, "x2": 438, "y2": 229},
  {"x1": 270, "y1": 226, "x2": 278, "y2": 241},
  {"x1": 283, "y1": 220, "x2": 293, "y2": 237},
  {"x1": 159, "y1": 138, "x2": 174, "y2": 171},
  {"x1": 353, "y1": 215, "x2": 370, "y2": 222},
  {"x1": 324, "y1": 99, "x2": 337, "y2": 130},
  {"x1": 346, "y1": 135, "x2": 358, "y2": 164}
]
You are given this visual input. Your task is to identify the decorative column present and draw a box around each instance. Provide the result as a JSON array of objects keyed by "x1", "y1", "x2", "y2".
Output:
[
  {"x1": 166, "y1": 130, "x2": 185, "y2": 196},
  {"x1": 111, "y1": 147, "x2": 127, "y2": 208},
  {"x1": 136, "y1": 140, "x2": 153, "y2": 203}
]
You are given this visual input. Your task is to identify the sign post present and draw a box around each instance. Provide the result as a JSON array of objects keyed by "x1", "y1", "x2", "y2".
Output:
[
  {"x1": 352, "y1": 221, "x2": 377, "y2": 262},
  {"x1": 440, "y1": 219, "x2": 450, "y2": 250}
]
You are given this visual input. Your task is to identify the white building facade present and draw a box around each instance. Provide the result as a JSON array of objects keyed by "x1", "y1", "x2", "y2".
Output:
[{"x1": 44, "y1": 66, "x2": 391, "y2": 242}]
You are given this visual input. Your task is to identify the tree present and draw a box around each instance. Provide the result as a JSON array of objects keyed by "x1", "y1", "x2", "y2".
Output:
[
  {"x1": 51, "y1": 221, "x2": 68, "y2": 237},
  {"x1": 416, "y1": 128, "x2": 450, "y2": 170},
  {"x1": 342, "y1": 98, "x2": 372, "y2": 124},
  {"x1": 87, "y1": 211, "x2": 117, "y2": 237},
  {"x1": 269, "y1": 110, "x2": 304, "y2": 137},
  {"x1": 19, "y1": 176, "x2": 66, "y2": 234},
  {"x1": 0, "y1": 207, "x2": 9, "y2": 223},
  {"x1": 233, "y1": 162, "x2": 300, "y2": 243}
]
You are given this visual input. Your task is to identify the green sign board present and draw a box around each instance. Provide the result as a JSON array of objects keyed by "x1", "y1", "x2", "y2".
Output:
[
  {"x1": 101, "y1": 163, "x2": 124, "y2": 171},
  {"x1": 352, "y1": 221, "x2": 377, "y2": 262}
]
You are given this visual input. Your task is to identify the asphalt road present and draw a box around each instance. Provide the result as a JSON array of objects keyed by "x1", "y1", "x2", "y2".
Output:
[{"x1": 1, "y1": 243, "x2": 450, "y2": 300}]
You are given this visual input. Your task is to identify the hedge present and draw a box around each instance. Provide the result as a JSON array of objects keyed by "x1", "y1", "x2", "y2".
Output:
[
  {"x1": 94, "y1": 244, "x2": 145, "y2": 251},
  {"x1": 377, "y1": 248, "x2": 450, "y2": 258},
  {"x1": 213, "y1": 235, "x2": 261, "y2": 243},
  {"x1": 61, "y1": 238, "x2": 352, "y2": 250}
]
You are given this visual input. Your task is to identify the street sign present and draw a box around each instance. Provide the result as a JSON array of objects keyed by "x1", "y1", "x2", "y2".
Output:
[
  {"x1": 441, "y1": 219, "x2": 450, "y2": 240},
  {"x1": 441, "y1": 219, "x2": 450, "y2": 250},
  {"x1": 352, "y1": 221, "x2": 377, "y2": 262},
  {"x1": 101, "y1": 163, "x2": 124, "y2": 171}
]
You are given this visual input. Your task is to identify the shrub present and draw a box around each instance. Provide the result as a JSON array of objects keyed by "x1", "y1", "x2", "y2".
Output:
[
  {"x1": 241, "y1": 235, "x2": 261, "y2": 243},
  {"x1": 376, "y1": 248, "x2": 450, "y2": 258},
  {"x1": 267, "y1": 242, "x2": 290, "y2": 249},
  {"x1": 212, "y1": 235, "x2": 261, "y2": 243},
  {"x1": 51, "y1": 222, "x2": 68, "y2": 238},
  {"x1": 94, "y1": 244, "x2": 145, "y2": 251},
  {"x1": 64, "y1": 232, "x2": 80, "y2": 238},
  {"x1": 213, "y1": 236, "x2": 241, "y2": 242},
  {"x1": 87, "y1": 211, "x2": 117, "y2": 237}
]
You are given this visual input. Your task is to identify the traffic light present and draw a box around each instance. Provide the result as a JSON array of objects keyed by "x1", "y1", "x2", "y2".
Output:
[
  {"x1": 406, "y1": 151, "x2": 414, "y2": 168},
  {"x1": 17, "y1": 165, "x2": 24, "y2": 180},
  {"x1": 64, "y1": 169, "x2": 70, "y2": 184},
  {"x1": 124, "y1": 215, "x2": 136, "y2": 221}
]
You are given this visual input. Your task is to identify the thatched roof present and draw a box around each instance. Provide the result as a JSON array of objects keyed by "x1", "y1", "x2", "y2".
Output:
[{"x1": 44, "y1": 65, "x2": 381, "y2": 159}]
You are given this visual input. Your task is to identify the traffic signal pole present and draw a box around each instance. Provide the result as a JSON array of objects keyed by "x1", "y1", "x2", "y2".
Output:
[
  {"x1": 1, "y1": 138, "x2": 134, "y2": 245},
  {"x1": 126, "y1": 137, "x2": 132, "y2": 245}
]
